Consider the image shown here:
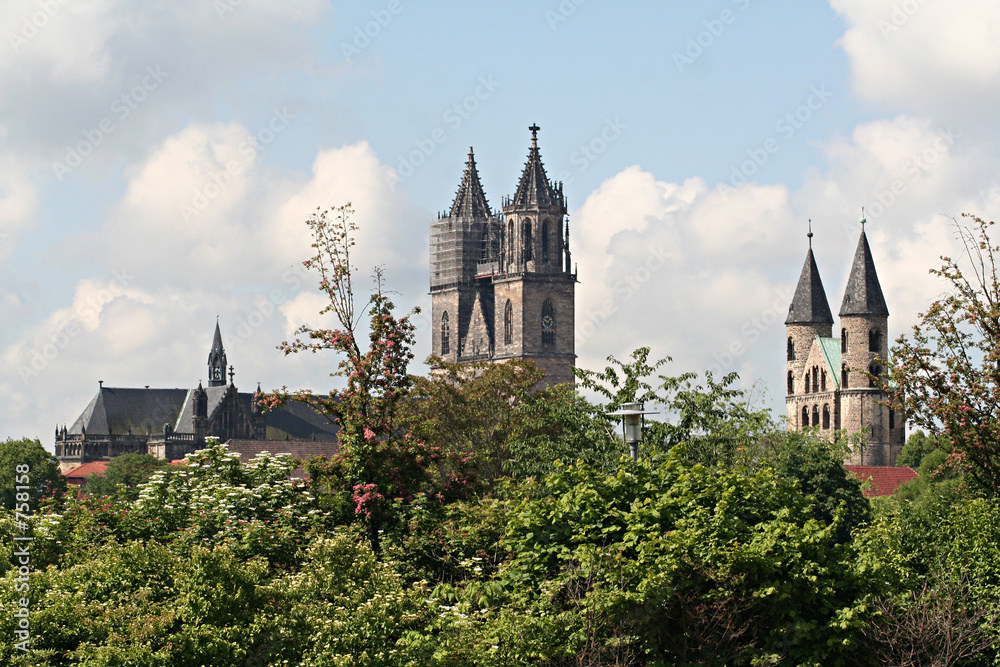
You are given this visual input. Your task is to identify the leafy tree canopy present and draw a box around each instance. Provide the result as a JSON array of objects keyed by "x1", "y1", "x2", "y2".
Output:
[{"x1": 0, "y1": 437, "x2": 66, "y2": 510}]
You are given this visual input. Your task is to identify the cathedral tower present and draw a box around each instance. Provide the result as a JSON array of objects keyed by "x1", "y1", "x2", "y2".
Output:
[
  {"x1": 207, "y1": 320, "x2": 228, "y2": 387},
  {"x1": 429, "y1": 125, "x2": 576, "y2": 384}
]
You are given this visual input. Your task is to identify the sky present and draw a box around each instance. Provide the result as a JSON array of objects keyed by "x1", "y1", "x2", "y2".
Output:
[{"x1": 2, "y1": 0, "x2": 999, "y2": 448}]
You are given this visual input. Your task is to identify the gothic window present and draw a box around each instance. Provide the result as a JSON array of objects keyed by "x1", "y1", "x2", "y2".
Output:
[
  {"x1": 508, "y1": 220, "x2": 514, "y2": 260},
  {"x1": 822, "y1": 404, "x2": 830, "y2": 429},
  {"x1": 787, "y1": 371, "x2": 793, "y2": 395},
  {"x1": 841, "y1": 328, "x2": 848, "y2": 353},
  {"x1": 522, "y1": 219, "x2": 533, "y2": 262},
  {"x1": 542, "y1": 220, "x2": 550, "y2": 262},
  {"x1": 842, "y1": 364, "x2": 849, "y2": 388},
  {"x1": 787, "y1": 337, "x2": 795, "y2": 360},
  {"x1": 503, "y1": 300, "x2": 513, "y2": 346},
  {"x1": 441, "y1": 311, "x2": 450, "y2": 355},
  {"x1": 812, "y1": 365, "x2": 819, "y2": 393},
  {"x1": 821, "y1": 369, "x2": 827, "y2": 392},
  {"x1": 811, "y1": 405, "x2": 819, "y2": 427},
  {"x1": 869, "y1": 329, "x2": 881, "y2": 352},
  {"x1": 801, "y1": 406, "x2": 808, "y2": 428},
  {"x1": 804, "y1": 371, "x2": 810, "y2": 393},
  {"x1": 541, "y1": 300, "x2": 555, "y2": 347}
]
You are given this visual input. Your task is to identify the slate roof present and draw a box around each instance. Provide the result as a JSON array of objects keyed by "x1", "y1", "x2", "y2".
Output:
[
  {"x1": 511, "y1": 125, "x2": 558, "y2": 209},
  {"x1": 785, "y1": 247, "x2": 834, "y2": 325},
  {"x1": 450, "y1": 148, "x2": 491, "y2": 219},
  {"x1": 845, "y1": 465, "x2": 918, "y2": 497},
  {"x1": 840, "y1": 230, "x2": 889, "y2": 317},
  {"x1": 68, "y1": 387, "x2": 189, "y2": 435}
]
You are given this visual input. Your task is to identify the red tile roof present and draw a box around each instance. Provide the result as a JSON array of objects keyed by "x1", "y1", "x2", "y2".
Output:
[
  {"x1": 63, "y1": 461, "x2": 110, "y2": 486},
  {"x1": 845, "y1": 465, "x2": 919, "y2": 497}
]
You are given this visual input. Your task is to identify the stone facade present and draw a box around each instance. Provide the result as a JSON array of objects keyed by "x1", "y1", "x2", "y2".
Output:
[
  {"x1": 430, "y1": 126, "x2": 576, "y2": 385},
  {"x1": 784, "y1": 227, "x2": 905, "y2": 464}
]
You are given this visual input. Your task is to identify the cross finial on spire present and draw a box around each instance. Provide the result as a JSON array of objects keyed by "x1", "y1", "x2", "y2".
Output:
[
  {"x1": 807, "y1": 218, "x2": 813, "y2": 248},
  {"x1": 529, "y1": 123, "x2": 540, "y2": 146},
  {"x1": 860, "y1": 206, "x2": 866, "y2": 230},
  {"x1": 228, "y1": 365, "x2": 235, "y2": 384}
]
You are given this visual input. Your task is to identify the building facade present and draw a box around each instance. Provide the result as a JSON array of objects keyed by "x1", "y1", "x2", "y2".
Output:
[
  {"x1": 429, "y1": 125, "x2": 576, "y2": 384},
  {"x1": 785, "y1": 224, "x2": 905, "y2": 465},
  {"x1": 54, "y1": 321, "x2": 338, "y2": 471}
]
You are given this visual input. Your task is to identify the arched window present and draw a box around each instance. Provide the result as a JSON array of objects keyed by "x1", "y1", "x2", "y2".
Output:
[
  {"x1": 841, "y1": 328, "x2": 848, "y2": 353},
  {"x1": 787, "y1": 371, "x2": 794, "y2": 395},
  {"x1": 811, "y1": 405, "x2": 819, "y2": 427},
  {"x1": 822, "y1": 404, "x2": 830, "y2": 429},
  {"x1": 441, "y1": 311, "x2": 450, "y2": 355},
  {"x1": 542, "y1": 220, "x2": 550, "y2": 262},
  {"x1": 869, "y1": 362, "x2": 881, "y2": 388},
  {"x1": 801, "y1": 406, "x2": 808, "y2": 428},
  {"x1": 787, "y1": 337, "x2": 795, "y2": 361},
  {"x1": 804, "y1": 371, "x2": 810, "y2": 393},
  {"x1": 869, "y1": 329, "x2": 881, "y2": 352},
  {"x1": 821, "y1": 369, "x2": 826, "y2": 392},
  {"x1": 503, "y1": 300, "x2": 513, "y2": 345},
  {"x1": 812, "y1": 365, "x2": 819, "y2": 393},
  {"x1": 507, "y1": 220, "x2": 514, "y2": 259},
  {"x1": 523, "y1": 219, "x2": 533, "y2": 262},
  {"x1": 541, "y1": 300, "x2": 555, "y2": 347}
]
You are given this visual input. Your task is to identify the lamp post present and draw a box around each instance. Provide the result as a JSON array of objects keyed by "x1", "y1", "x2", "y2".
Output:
[{"x1": 608, "y1": 402, "x2": 659, "y2": 461}]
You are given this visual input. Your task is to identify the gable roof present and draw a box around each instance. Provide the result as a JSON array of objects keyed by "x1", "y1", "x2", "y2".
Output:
[
  {"x1": 68, "y1": 387, "x2": 189, "y2": 435},
  {"x1": 840, "y1": 230, "x2": 889, "y2": 317},
  {"x1": 785, "y1": 247, "x2": 834, "y2": 325},
  {"x1": 844, "y1": 465, "x2": 918, "y2": 497},
  {"x1": 64, "y1": 461, "x2": 110, "y2": 484}
]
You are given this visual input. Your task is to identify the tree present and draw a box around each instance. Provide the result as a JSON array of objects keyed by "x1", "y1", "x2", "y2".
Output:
[
  {"x1": 84, "y1": 452, "x2": 169, "y2": 498},
  {"x1": 879, "y1": 214, "x2": 1000, "y2": 495},
  {"x1": 0, "y1": 437, "x2": 66, "y2": 510},
  {"x1": 896, "y1": 429, "x2": 943, "y2": 469},
  {"x1": 260, "y1": 204, "x2": 476, "y2": 555}
]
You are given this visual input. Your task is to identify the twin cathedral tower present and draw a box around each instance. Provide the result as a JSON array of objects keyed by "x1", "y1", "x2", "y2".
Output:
[{"x1": 429, "y1": 126, "x2": 903, "y2": 463}]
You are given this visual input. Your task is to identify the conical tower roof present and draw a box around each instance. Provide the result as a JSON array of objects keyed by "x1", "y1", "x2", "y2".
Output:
[
  {"x1": 839, "y1": 229, "x2": 889, "y2": 317},
  {"x1": 209, "y1": 320, "x2": 225, "y2": 359},
  {"x1": 786, "y1": 242, "x2": 834, "y2": 325},
  {"x1": 511, "y1": 124, "x2": 557, "y2": 208},
  {"x1": 450, "y1": 147, "x2": 491, "y2": 218}
]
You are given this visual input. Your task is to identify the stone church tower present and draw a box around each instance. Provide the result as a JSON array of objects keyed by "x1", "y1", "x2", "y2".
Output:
[
  {"x1": 785, "y1": 222, "x2": 905, "y2": 464},
  {"x1": 430, "y1": 125, "x2": 576, "y2": 384}
]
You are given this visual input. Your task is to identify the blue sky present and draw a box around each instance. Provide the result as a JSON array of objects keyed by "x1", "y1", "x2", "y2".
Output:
[{"x1": 2, "y1": 0, "x2": 999, "y2": 446}]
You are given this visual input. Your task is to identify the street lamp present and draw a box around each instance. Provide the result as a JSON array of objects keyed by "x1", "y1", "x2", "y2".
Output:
[{"x1": 608, "y1": 402, "x2": 659, "y2": 461}]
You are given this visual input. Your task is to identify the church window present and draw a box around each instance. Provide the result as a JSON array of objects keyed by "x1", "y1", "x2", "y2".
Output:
[
  {"x1": 821, "y1": 369, "x2": 826, "y2": 392},
  {"x1": 441, "y1": 312, "x2": 450, "y2": 355},
  {"x1": 869, "y1": 362, "x2": 880, "y2": 388},
  {"x1": 842, "y1": 364, "x2": 849, "y2": 388},
  {"x1": 523, "y1": 219, "x2": 533, "y2": 262},
  {"x1": 787, "y1": 371, "x2": 793, "y2": 395},
  {"x1": 542, "y1": 220, "x2": 550, "y2": 262},
  {"x1": 503, "y1": 300, "x2": 513, "y2": 345},
  {"x1": 869, "y1": 329, "x2": 881, "y2": 352},
  {"x1": 812, "y1": 365, "x2": 819, "y2": 393},
  {"x1": 508, "y1": 220, "x2": 514, "y2": 261},
  {"x1": 541, "y1": 300, "x2": 555, "y2": 347},
  {"x1": 822, "y1": 404, "x2": 830, "y2": 429},
  {"x1": 804, "y1": 371, "x2": 810, "y2": 393},
  {"x1": 801, "y1": 406, "x2": 808, "y2": 428},
  {"x1": 842, "y1": 328, "x2": 848, "y2": 353},
  {"x1": 787, "y1": 337, "x2": 795, "y2": 360},
  {"x1": 811, "y1": 405, "x2": 819, "y2": 427},
  {"x1": 889, "y1": 408, "x2": 895, "y2": 430}
]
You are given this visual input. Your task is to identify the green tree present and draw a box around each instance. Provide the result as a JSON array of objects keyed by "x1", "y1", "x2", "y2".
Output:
[
  {"x1": 896, "y1": 429, "x2": 943, "y2": 469},
  {"x1": 0, "y1": 437, "x2": 66, "y2": 510},
  {"x1": 879, "y1": 214, "x2": 1000, "y2": 495},
  {"x1": 84, "y1": 452, "x2": 169, "y2": 497}
]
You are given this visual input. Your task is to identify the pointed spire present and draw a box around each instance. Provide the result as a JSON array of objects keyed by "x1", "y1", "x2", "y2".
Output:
[
  {"x1": 511, "y1": 124, "x2": 557, "y2": 208},
  {"x1": 786, "y1": 226, "x2": 834, "y2": 325},
  {"x1": 208, "y1": 320, "x2": 228, "y2": 387},
  {"x1": 450, "y1": 147, "x2": 491, "y2": 218},
  {"x1": 839, "y1": 228, "x2": 889, "y2": 317}
]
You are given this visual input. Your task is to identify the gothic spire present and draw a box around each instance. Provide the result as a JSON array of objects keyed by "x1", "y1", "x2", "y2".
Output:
[
  {"x1": 208, "y1": 320, "x2": 228, "y2": 387},
  {"x1": 839, "y1": 228, "x2": 889, "y2": 317},
  {"x1": 450, "y1": 147, "x2": 491, "y2": 218},
  {"x1": 786, "y1": 232, "x2": 834, "y2": 325},
  {"x1": 511, "y1": 124, "x2": 558, "y2": 208}
]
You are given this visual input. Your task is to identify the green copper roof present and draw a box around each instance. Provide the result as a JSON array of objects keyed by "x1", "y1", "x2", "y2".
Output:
[{"x1": 818, "y1": 337, "x2": 842, "y2": 390}]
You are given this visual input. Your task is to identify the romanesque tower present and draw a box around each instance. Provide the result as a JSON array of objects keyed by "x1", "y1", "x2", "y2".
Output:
[
  {"x1": 429, "y1": 125, "x2": 576, "y2": 384},
  {"x1": 785, "y1": 221, "x2": 905, "y2": 464}
]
